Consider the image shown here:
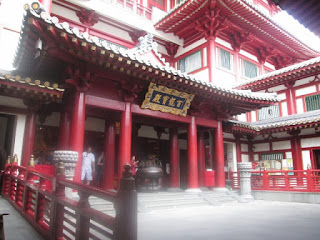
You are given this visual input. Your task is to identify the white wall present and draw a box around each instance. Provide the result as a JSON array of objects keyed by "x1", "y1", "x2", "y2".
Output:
[
  {"x1": 253, "y1": 143, "x2": 270, "y2": 152},
  {"x1": 301, "y1": 137, "x2": 320, "y2": 148},
  {"x1": 272, "y1": 140, "x2": 291, "y2": 150},
  {"x1": 302, "y1": 150, "x2": 311, "y2": 170},
  {"x1": 241, "y1": 144, "x2": 248, "y2": 152},
  {"x1": 13, "y1": 114, "x2": 26, "y2": 164}
]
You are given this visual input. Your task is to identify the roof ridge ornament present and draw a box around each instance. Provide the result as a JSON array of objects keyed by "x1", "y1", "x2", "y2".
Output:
[{"x1": 127, "y1": 33, "x2": 158, "y2": 55}]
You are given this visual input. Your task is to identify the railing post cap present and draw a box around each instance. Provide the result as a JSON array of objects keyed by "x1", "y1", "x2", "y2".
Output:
[{"x1": 29, "y1": 155, "x2": 35, "y2": 167}]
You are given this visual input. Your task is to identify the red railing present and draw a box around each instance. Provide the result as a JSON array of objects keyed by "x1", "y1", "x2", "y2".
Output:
[
  {"x1": 2, "y1": 162, "x2": 137, "y2": 240},
  {"x1": 230, "y1": 169, "x2": 320, "y2": 192}
]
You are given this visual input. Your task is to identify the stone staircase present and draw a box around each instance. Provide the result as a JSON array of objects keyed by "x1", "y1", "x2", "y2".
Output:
[
  {"x1": 138, "y1": 190, "x2": 239, "y2": 212},
  {"x1": 88, "y1": 189, "x2": 241, "y2": 214}
]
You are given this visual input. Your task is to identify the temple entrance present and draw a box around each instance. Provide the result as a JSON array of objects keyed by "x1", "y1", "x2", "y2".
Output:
[
  {"x1": 313, "y1": 150, "x2": 320, "y2": 169},
  {"x1": 0, "y1": 113, "x2": 15, "y2": 170}
]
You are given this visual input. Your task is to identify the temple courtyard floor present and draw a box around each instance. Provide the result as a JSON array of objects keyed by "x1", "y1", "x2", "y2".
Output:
[
  {"x1": 1, "y1": 197, "x2": 320, "y2": 240},
  {"x1": 138, "y1": 200, "x2": 320, "y2": 240}
]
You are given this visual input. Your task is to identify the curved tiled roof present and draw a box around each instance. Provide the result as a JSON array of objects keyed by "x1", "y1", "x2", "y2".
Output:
[
  {"x1": 235, "y1": 56, "x2": 320, "y2": 89},
  {"x1": 228, "y1": 109, "x2": 320, "y2": 132},
  {"x1": 15, "y1": 3, "x2": 279, "y2": 105},
  {"x1": 0, "y1": 73, "x2": 64, "y2": 92}
]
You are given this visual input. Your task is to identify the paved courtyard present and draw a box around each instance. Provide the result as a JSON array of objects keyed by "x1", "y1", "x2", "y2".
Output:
[
  {"x1": 1, "y1": 196, "x2": 320, "y2": 240},
  {"x1": 138, "y1": 201, "x2": 320, "y2": 240}
]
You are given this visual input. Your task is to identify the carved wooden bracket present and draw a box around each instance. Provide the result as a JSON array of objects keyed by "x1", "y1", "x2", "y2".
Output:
[
  {"x1": 153, "y1": 126, "x2": 167, "y2": 139},
  {"x1": 288, "y1": 129, "x2": 301, "y2": 137},
  {"x1": 23, "y1": 99, "x2": 42, "y2": 112},
  {"x1": 255, "y1": 46, "x2": 275, "y2": 64},
  {"x1": 271, "y1": 54, "x2": 297, "y2": 70},
  {"x1": 229, "y1": 31, "x2": 251, "y2": 52},
  {"x1": 76, "y1": 9, "x2": 98, "y2": 27},
  {"x1": 195, "y1": 8, "x2": 228, "y2": 40},
  {"x1": 284, "y1": 80, "x2": 295, "y2": 89},
  {"x1": 64, "y1": 65, "x2": 95, "y2": 92},
  {"x1": 117, "y1": 79, "x2": 144, "y2": 103},
  {"x1": 129, "y1": 30, "x2": 146, "y2": 44},
  {"x1": 165, "y1": 42, "x2": 179, "y2": 58}
]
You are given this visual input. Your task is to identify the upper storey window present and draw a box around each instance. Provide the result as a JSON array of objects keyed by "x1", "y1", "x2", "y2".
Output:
[
  {"x1": 258, "y1": 105, "x2": 280, "y2": 121},
  {"x1": 242, "y1": 59, "x2": 258, "y2": 78},
  {"x1": 179, "y1": 50, "x2": 202, "y2": 73},
  {"x1": 219, "y1": 48, "x2": 233, "y2": 71},
  {"x1": 149, "y1": 0, "x2": 166, "y2": 11},
  {"x1": 305, "y1": 94, "x2": 320, "y2": 112}
]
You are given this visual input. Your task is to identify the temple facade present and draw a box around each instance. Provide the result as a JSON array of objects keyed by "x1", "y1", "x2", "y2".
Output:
[{"x1": 0, "y1": 0, "x2": 319, "y2": 190}]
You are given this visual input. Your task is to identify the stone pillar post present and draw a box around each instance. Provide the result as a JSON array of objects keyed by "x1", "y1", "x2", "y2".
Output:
[
  {"x1": 53, "y1": 150, "x2": 78, "y2": 198},
  {"x1": 237, "y1": 162, "x2": 254, "y2": 201}
]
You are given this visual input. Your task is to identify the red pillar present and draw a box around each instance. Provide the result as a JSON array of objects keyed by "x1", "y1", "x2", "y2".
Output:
[
  {"x1": 71, "y1": 91, "x2": 86, "y2": 182},
  {"x1": 170, "y1": 128, "x2": 180, "y2": 188},
  {"x1": 58, "y1": 111, "x2": 70, "y2": 149},
  {"x1": 118, "y1": 103, "x2": 132, "y2": 181},
  {"x1": 21, "y1": 110, "x2": 36, "y2": 166},
  {"x1": 39, "y1": 0, "x2": 52, "y2": 14},
  {"x1": 285, "y1": 81, "x2": 296, "y2": 115},
  {"x1": 235, "y1": 136, "x2": 242, "y2": 163},
  {"x1": 215, "y1": 121, "x2": 225, "y2": 188},
  {"x1": 291, "y1": 137, "x2": 303, "y2": 170},
  {"x1": 234, "y1": 50, "x2": 241, "y2": 82},
  {"x1": 207, "y1": 37, "x2": 216, "y2": 83},
  {"x1": 198, "y1": 132, "x2": 206, "y2": 187},
  {"x1": 103, "y1": 120, "x2": 116, "y2": 190},
  {"x1": 188, "y1": 116, "x2": 198, "y2": 189}
]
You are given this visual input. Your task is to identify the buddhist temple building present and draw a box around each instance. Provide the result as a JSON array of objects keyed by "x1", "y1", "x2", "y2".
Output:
[{"x1": 0, "y1": 0, "x2": 319, "y2": 191}]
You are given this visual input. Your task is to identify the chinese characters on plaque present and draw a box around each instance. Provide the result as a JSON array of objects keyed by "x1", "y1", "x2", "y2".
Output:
[{"x1": 141, "y1": 83, "x2": 194, "y2": 117}]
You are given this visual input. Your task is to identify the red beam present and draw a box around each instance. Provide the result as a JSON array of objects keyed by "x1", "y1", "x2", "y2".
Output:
[{"x1": 85, "y1": 95, "x2": 125, "y2": 111}]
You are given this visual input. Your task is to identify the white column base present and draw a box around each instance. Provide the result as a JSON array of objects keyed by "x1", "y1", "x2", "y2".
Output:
[
  {"x1": 167, "y1": 187, "x2": 184, "y2": 192},
  {"x1": 185, "y1": 188, "x2": 202, "y2": 193}
]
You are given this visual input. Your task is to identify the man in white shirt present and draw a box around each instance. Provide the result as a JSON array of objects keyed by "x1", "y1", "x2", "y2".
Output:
[{"x1": 81, "y1": 147, "x2": 95, "y2": 185}]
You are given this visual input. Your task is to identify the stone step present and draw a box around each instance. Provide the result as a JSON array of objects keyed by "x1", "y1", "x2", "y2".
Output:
[
  {"x1": 142, "y1": 198, "x2": 209, "y2": 207},
  {"x1": 142, "y1": 199, "x2": 211, "y2": 210},
  {"x1": 138, "y1": 195, "x2": 201, "y2": 203},
  {"x1": 138, "y1": 192, "x2": 199, "y2": 198}
]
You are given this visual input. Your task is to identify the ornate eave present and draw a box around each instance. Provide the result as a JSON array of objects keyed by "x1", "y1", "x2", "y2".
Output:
[
  {"x1": 0, "y1": 73, "x2": 64, "y2": 102},
  {"x1": 235, "y1": 56, "x2": 320, "y2": 91},
  {"x1": 225, "y1": 110, "x2": 320, "y2": 135},
  {"x1": 155, "y1": 0, "x2": 319, "y2": 61},
  {"x1": 14, "y1": 3, "x2": 279, "y2": 116}
]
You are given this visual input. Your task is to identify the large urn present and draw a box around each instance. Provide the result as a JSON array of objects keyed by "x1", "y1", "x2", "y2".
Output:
[
  {"x1": 136, "y1": 166, "x2": 163, "y2": 191},
  {"x1": 53, "y1": 151, "x2": 78, "y2": 198}
]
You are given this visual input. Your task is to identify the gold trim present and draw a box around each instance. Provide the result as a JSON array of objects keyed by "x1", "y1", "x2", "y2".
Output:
[{"x1": 141, "y1": 83, "x2": 194, "y2": 117}]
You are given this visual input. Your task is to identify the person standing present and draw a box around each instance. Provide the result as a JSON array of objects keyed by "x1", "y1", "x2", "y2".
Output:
[
  {"x1": 81, "y1": 147, "x2": 95, "y2": 185},
  {"x1": 94, "y1": 151, "x2": 104, "y2": 187},
  {"x1": 130, "y1": 156, "x2": 139, "y2": 176}
]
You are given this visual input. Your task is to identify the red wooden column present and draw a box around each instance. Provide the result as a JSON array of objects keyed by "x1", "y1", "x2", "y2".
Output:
[
  {"x1": 118, "y1": 103, "x2": 132, "y2": 181},
  {"x1": 39, "y1": 0, "x2": 52, "y2": 14},
  {"x1": 290, "y1": 130, "x2": 303, "y2": 170},
  {"x1": 215, "y1": 121, "x2": 225, "y2": 188},
  {"x1": 207, "y1": 37, "x2": 216, "y2": 83},
  {"x1": 285, "y1": 81, "x2": 296, "y2": 115},
  {"x1": 197, "y1": 132, "x2": 206, "y2": 187},
  {"x1": 188, "y1": 116, "x2": 198, "y2": 189},
  {"x1": 21, "y1": 110, "x2": 37, "y2": 166},
  {"x1": 234, "y1": 134, "x2": 242, "y2": 163},
  {"x1": 71, "y1": 91, "x2": 86, "y2": 182},
  {"x1": 234, "y1": 50, "x2": 241, "y2": 82},
  {"x1": 170, "y1": 128, "x2": 180, "y2": 188},
  {"x1": 58, "y1": 111, "x2": 71, "y2": 149},
  {"x1": 103, "y1": 120, "x2": 116, "y2": 190}
]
